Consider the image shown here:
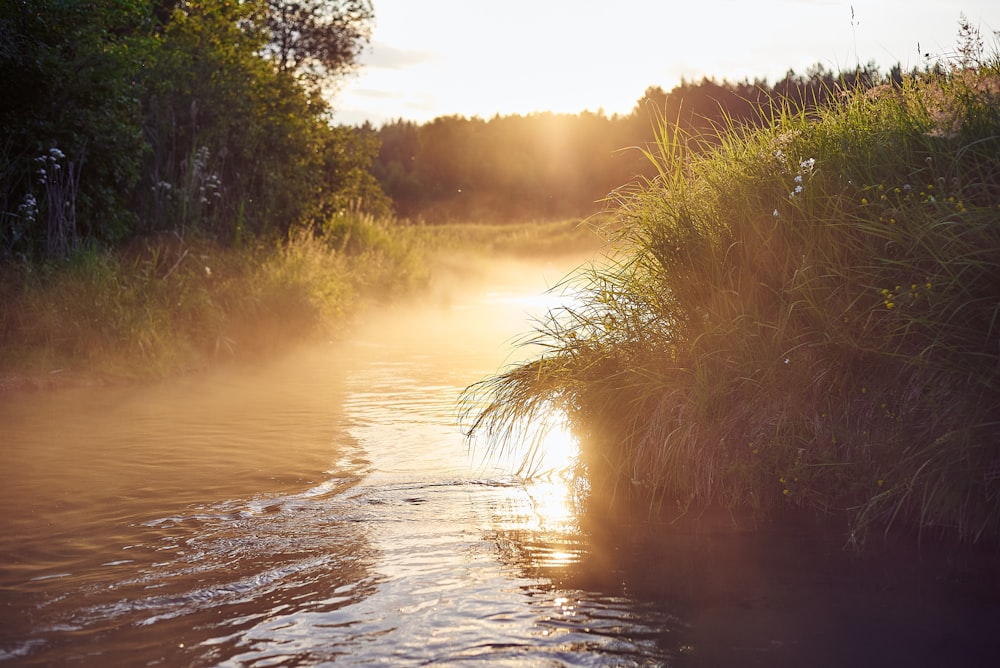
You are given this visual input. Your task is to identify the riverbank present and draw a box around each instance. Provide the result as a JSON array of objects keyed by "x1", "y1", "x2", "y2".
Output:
[
  {"x1": 465, "y1": 60, "x2": 1000, "y2": 546},
  {"x1": 0, "y1": 216, "x2": 604, "y2": 393}
]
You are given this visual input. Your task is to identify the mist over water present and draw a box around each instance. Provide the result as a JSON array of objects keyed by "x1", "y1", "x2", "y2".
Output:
[{"x1": 2, "y1": 253, "x2": 998, "y2": 667}]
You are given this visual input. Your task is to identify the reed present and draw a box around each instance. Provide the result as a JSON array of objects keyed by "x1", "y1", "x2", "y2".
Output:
[{"x1": 464, "y1": 58, "x2": 1000, "y2": 544}]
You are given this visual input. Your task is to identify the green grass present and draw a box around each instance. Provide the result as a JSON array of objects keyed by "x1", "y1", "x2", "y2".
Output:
[{"x1": 463, "y1": 59, "x2": 1000, "y2": 546}]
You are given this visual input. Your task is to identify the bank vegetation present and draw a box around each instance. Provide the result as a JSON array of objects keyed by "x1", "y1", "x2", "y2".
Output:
[{"x1": 464, "y1": 33, "x2": 1000, "y2": 546}]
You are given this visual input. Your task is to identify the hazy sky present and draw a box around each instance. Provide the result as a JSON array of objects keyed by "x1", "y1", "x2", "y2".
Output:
[{"x1": 331, "y1": 1, "x2": 1000, "y2": 126}]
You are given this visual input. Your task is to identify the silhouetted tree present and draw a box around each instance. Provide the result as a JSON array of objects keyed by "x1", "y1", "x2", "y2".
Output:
[{"x1": 263, "y1": 0, "x2": 374, "y2": 86}]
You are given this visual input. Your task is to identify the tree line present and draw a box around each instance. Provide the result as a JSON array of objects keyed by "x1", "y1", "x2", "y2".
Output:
[
  {"x1": 1, "y1": 0, "x2": 384, "y2": 261},
  {"x1": 371, "y1": 62, "x2": 910, "y2": 223}
]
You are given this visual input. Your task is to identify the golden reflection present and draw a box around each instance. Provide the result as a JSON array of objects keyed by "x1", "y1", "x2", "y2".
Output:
[
  {"x1": 480, "y1": 404, "x2": 586, "y2": 572},
  {"x1": 517, "y1": 407, "x2": 580, "y2": 479},
  {"x1": 524, "y1": 478, "x2": 577, "y2": 533}
]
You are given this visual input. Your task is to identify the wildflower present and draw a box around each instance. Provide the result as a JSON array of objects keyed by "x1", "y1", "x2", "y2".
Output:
[
  {"x1": 800, "y1": 157, "x2": 815, "y2": 171},
  {"x1": 17, "y1": 193, "x2": 38, "y2": 222},
  {"x1": 773, "y1": 208, "x2": 779, "y2": 217},
  {"x1": 783, "y1": 489, "x2": 791, "y2": 496},
  {"x1": 784, "y1": 357, "x2": 790, "y2": 365},
  {"x1": 861, "y1": 197, "x2": 868, "y2": 205},
  {"x1": 49, "y1": 147, "x2": 65, "y2": 160},
  {"x1": 791, "y1": 184, "x2": 803, "y2": 197},
  {"x1": 794, "y1": 174, "x2": 803, "y2": 184}
]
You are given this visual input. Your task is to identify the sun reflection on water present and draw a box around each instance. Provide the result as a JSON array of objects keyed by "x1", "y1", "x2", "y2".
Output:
[{"x1": 512, "y1": 406, "x2": 579, "y2": 478}]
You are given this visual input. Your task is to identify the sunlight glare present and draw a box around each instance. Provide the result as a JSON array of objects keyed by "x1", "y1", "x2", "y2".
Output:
[{"x1": 518, "y1": 407, "x2": 580, "y2": 479}]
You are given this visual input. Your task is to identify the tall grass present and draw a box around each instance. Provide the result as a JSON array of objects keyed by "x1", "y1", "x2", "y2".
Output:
[
  {"x1": 464, "y1": 59, "x2": 1000, "y2": 544},
  {"x1": 0, "y1": 213, "x2": 429, "y2": 385}
]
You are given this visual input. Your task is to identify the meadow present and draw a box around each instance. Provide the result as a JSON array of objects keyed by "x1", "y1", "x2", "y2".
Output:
[{"x1": 463, "y1": 56, "x2": 1000, "y2": 545}]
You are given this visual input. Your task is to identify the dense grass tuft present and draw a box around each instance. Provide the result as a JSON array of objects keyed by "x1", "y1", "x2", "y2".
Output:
[{"x1": 464, "y1": 59, "x2": 1000, "y2": 545}]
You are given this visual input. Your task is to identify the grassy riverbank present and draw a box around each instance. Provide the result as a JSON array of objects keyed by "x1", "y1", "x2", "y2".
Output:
[
  {"x1": 0, "y1": 216, "x2": 601, "y2": 390},
  {"x1": 465, "y1": 61, "x2": 1000, "y2": 545}
]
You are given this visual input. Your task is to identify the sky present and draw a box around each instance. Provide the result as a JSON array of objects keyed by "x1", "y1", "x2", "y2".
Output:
[{"x1": 330, "y1": 1, "x2": 1000, "y2": 127}]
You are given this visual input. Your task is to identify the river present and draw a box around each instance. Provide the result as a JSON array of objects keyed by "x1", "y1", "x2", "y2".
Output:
[{"x1": 1, "y1": 254, "x2": 998, "y2": 667}]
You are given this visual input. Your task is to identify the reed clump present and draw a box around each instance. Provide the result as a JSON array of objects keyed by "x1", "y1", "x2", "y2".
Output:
[{"x1": 465, "y1": 58, "x2": 1000, "y2": 544}]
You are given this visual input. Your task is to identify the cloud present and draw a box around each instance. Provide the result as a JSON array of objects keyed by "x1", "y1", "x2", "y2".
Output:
[{"x1": 360, "y1": 41, "x2": 441, "y2": 70}]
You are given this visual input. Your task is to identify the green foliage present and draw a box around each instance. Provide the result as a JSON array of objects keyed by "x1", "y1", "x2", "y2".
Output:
[
  {"x1": 1, "y1": 0, "x2": 379, "y2": 260},
  {"x1": 465, "y1": 53, "x2": 1000, "y2": 545},
  {"x1": 1, "y1": 0, "x2": 150, "y2": 256}
]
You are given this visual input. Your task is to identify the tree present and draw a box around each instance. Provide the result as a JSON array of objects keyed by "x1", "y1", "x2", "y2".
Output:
[{"x1": 262, "y1": 0, "x2": 373, "y2": 86}]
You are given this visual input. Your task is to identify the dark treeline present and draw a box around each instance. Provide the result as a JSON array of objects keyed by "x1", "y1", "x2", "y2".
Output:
[
  {"x1": 1, "y1": 0, "x2": 386, "y2": 261},
  {"x1": 372, "y1": 62, "x2": 911, "y2": 223}
]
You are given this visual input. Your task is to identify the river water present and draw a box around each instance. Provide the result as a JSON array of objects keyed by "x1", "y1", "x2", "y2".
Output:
[{"x1": 1, "y1": 255, "x2": 999, "y2": 667}]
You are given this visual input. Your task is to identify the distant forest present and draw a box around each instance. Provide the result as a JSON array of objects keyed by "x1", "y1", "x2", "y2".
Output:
[{"x1": 369, "y1": 63, "x2": 913, "y2": 223}]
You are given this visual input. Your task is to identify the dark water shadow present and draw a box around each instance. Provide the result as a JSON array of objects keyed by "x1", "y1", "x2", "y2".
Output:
[{"x1": 488, "y1": 484, "x2": 1000, "y2": 667}]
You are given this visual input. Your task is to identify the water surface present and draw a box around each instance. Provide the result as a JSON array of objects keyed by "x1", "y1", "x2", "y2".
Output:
[{"x1": 1, "y1": 255, "x2": 998, "y2": 667}]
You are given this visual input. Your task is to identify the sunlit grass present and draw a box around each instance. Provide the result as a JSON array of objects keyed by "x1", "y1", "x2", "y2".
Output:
[
  {"x1": 0, "y1": 213, "x2": 426, "y2": 384},
  {"x1": 465, "y1": 53, "x2": 1000, "y2": 545}
]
